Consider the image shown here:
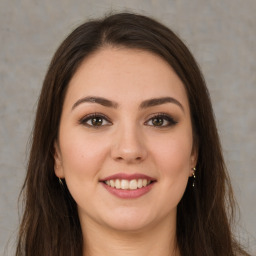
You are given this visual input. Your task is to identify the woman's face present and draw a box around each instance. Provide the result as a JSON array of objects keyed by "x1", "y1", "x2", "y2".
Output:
[{"x1": 55, "y1": 47, "x2": 197, "y2": 232}]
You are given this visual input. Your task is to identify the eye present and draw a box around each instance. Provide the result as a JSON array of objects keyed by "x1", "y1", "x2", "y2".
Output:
[
  {"x1": 79, "y1": 113, "x2": 112, "y2": 128},
  {"x1": 145, "y1": 113, "x2": 177, "y2": 127}
]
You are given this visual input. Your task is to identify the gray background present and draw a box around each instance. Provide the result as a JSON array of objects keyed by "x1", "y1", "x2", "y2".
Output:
[{"x1": 0, "y1": 0, "x2": 255, "y2": 255}]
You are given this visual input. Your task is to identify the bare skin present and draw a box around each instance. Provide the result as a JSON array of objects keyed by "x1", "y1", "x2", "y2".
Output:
[
  {"x1": 55, "y1": 47, "x2": 196, "y2": 256},
  {"x1": 81, "y1": 213, "x2": 180, "y2": 256}
]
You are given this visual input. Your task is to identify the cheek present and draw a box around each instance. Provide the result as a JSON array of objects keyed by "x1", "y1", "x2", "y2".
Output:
[
  {"x1": 149, "y1": 130, "x2": 193, "y2": 178},
  {"x1": 59, "y1": 132, "x2": 109, "y2": 205},
  {"x1": 59, "y1": 130, "x2": 109, "y2": 180},
  {"x1": 147, "y1": 131, "x2": 193, "y2": 216}
]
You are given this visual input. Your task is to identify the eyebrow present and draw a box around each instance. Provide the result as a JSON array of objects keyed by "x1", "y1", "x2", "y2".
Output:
[
  {"x1": 139, "y1": 97, "x2": 184, "y2": 112},
  {"x1": 71, "y1": 96, "x2": 184, "y2": 112},
  {"x1": 72, "y1": 96, "x2": 118, "y2": 110}
]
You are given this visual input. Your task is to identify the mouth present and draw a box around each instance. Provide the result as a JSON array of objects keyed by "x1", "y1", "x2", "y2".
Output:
[
  {"x1": 100, "y1": 173, "x2": 156, "y2": 199},
  {"x1": 103, "y1": 178, "x2": 153, "y2": 190}
]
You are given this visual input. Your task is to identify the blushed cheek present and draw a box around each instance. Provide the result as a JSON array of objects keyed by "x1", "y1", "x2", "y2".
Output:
[
  {"x1": 162, "y1": 144, "x2": 191, "y2": 204},
  {"x1": 60, "y1": 137, "x2": 108, "y2": 180},
  {"x1": 154, "y1": 138, "x2": 192, "y2": 177},
  {"x1": 60, "y1": 142, "x2": 101, "y2": 202}
]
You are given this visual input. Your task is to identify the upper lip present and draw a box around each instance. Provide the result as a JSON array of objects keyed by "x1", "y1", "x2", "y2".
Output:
[{"x1": 100, "y1": 173, "x2": 156, "y2": 182}]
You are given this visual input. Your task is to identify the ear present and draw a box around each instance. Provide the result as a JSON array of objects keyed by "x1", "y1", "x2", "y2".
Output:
[{"x1": 54, "y1": 141, "x2": 64, "y2": 178}]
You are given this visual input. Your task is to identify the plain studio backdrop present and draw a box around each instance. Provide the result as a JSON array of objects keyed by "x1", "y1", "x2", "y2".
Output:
[{"x1": 0, "y1": 0, "x2": 255, "y2": 255}]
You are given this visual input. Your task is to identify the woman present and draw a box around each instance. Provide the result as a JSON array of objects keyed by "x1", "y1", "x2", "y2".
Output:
[{"x1": 16, "y1": 13, "x2": 251, "y2": 256}]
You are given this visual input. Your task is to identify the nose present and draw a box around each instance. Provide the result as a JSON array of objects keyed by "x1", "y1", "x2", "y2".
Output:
[{"x1": 111, "y1": 125, "x2": 147, "y2": 164}]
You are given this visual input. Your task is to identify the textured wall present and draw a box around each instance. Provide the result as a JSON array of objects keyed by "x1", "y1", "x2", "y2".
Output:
[{"x1": 0, "y1": 0, "x2": 255, "y2": 254}]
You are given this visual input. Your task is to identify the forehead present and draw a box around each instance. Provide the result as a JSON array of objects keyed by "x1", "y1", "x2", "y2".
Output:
[{"x1": 65, "y1": 47, "x2": 189, "y2": 110}]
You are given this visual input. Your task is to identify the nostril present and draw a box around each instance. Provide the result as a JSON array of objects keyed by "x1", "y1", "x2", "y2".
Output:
[
  {"x1": 111, "y1": 141, "x2": 147, "y2": 163},
  {"x1": 113, "y1": 155, "x2": 144, "y2": 163}
]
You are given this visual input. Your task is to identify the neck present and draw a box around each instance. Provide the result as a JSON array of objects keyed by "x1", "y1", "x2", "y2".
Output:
[{"x1": 81, "y1": 216, "x2": 180, "y2": 256}]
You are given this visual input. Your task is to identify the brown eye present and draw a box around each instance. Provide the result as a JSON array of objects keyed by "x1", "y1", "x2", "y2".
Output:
[
  {"x1": 145, "y1": 114, "x2": 177, "y2": 127},
  {"x1": 79, "y1": 113, "x2": 112, "y2": 128},
  {"x1": 152, "y1": 117, "x2": 164, "y2": 126},
  {"x1": 91, "y1": 117, "x2": 103, "y2": 126}
]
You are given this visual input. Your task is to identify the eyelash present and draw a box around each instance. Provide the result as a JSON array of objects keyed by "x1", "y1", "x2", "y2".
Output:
[
  {"x1": 79, "y1": 112, "x2": 177, "y2": 128},
  {"x1": 144, "y1": 113, "x2": 178, "y2": 128},
  {"x1": 79, "y1": 113, "x2": 112, "y2": 128}
]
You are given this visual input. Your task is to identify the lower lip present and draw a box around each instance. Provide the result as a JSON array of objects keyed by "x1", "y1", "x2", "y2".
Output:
[{"x1": 101, "y1": 182, "x2": 155, "y2": 199}]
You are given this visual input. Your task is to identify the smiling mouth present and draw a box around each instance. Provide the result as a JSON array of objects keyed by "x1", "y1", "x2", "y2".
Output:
[{"x1": 103, "y1": 179, "x2": 154, "y2": 190}]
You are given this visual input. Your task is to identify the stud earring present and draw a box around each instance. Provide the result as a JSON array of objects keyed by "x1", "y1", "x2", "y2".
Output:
[
  {"x1": 192, "y1": 167, "x2": 196, "y2": 187},
  {"x1": 59, "y1": 178, "x2": 64, "y2": 186}
]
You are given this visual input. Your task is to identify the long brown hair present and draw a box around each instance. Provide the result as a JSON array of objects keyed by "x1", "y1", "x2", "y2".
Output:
[{"x1": 16, "y1": 12, "x2": 250, "y2": 256}]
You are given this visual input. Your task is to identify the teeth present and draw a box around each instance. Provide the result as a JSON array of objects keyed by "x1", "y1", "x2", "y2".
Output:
[
  {"x1": 129, "y1": 179, "x2": 137, "y2": 190},
  {"x1": 115, "y1": 179, "x2": 121, "y2": 189},
  {"x1": 110, "y1": 180, "x2": 115, "y2": 188},
  {"x1": 137, "y1": 179, "x2": 143, "y2": 188},
  {"x1": 121, "y1": 179, "x2": 129, "y2": 189},
  {"x1": 104, "y1": 179, "x2": 151, "y2": 190},
  {"x1": 142, "y1": 179, "x2": 147, "y2": 187}
]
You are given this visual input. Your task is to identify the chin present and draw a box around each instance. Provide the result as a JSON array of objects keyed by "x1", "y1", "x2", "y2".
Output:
[
  {"x1": 105, "y1": 219, "x2": 152, "y2": 233},
  {"x1": 98, "y1": 207, "x2": 169, "y2": 233}
]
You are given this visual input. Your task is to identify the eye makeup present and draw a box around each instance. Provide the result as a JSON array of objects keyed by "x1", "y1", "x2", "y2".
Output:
[
  {"x1": 78, "y1": 112, "x2": 112, "y2": 128},
  {"x1": 144, "y1": 112, "x2": 178, "y2": 128},
  {"x1": 78, "y1": 111, "x2": 178, "y2": 129}
]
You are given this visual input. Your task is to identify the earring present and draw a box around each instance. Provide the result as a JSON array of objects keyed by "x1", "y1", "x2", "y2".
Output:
[
  {"x1": 192, "y1": 167, "x2": 196, "y2": 187},
  {"x1": 59, "y1": 178, "x2": 64, "y2": 186}
]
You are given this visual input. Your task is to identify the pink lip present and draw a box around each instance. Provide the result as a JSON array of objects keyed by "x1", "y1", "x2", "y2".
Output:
[
  {"x1": 99, "y1": 173, "x2": 156, "y2": 199},
  {"x1": 100, "y1": 173, "x2": 156, "y2": 182},
  {"x1": 101, "y1": 182, "x2": 155, "y2": 199}
]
